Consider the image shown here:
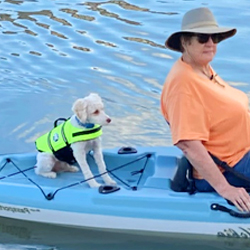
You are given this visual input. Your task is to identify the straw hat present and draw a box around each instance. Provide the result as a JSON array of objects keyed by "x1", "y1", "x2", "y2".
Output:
[{"x1": 165, "y1": 7, "x2": 237, "y2": 52}]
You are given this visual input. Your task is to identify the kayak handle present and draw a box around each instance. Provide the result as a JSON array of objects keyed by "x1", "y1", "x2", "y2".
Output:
[
  {"x1": 99, "y1": 185, "x2": 120, "y2": 194},
  {"x1": 211, "y1": 203, "x2": 250, "y2": 218},
  {"x1": 54, "y1": 118, "x2": 67, "y2": 127},
  {"x1": 118, "y1": 146, "x2": 137, "y2": 154}
]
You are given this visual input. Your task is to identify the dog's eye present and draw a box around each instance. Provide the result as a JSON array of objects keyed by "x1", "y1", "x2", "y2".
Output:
[{"x1": 93, "y1": 110, "x2": 99, "y2": 115}]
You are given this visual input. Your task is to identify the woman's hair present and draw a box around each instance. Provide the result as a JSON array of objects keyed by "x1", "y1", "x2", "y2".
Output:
[{"x1": 180, "y1": 33, "x2": 193, "y2": 52}]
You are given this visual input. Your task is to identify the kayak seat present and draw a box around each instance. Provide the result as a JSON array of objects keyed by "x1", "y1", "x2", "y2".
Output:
[
  {"x1": 170, "y1": 156, "x2": 193, "y2": 192},
  {"x1": 144, "y1": 155, "x2": 178, "y2": 190}
]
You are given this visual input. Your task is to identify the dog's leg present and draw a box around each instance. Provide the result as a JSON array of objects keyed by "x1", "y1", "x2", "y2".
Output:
[
  {"x1": 35, "y1": 152, "x2": 57, "y2": 178},
  {"x1": 53, "y1": 161, "x2": 79, "y2": 173},
  {"x1": 65, "y1": 164, "x2": 79, "y2": 173},
  {"x1": 71, "y1": 145, "x2": 101, "y2": 188},
  {"x1": 93, "y1": 148, "x2": 117, "y2": 186}
]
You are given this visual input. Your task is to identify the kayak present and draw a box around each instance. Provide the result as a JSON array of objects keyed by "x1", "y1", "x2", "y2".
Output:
[{"x1": 0, "y1": 146, "x2": 249, "y2": 238}]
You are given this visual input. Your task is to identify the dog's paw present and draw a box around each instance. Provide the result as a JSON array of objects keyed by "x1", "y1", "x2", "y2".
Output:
[
  {"x1": 68, "y1": 166, "x2": 79, "y2": 172},
  {"x1": 40, "y1": 172, "x2": 57, "y2": 179},
  {"x1": 105, "y1": 179, "x2": 117, "y2": 186},
  {"x1": 102, "y1": 175, "x2": 117, "y2": 186},
  {"x1": 88, "y1": 180, "x2": 102, "y2": 188}
]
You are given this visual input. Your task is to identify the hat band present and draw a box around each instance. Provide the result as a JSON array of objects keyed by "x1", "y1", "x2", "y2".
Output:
[{"x1": 183, "y1": 21, "x2": 218, "y2": 30}]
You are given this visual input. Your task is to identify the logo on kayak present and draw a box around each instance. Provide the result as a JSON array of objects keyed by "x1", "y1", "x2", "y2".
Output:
[
  {"x1": 53, "y1": 133, "x2": 59, "y2": 142},
  {"x1": 218, "y1": 227, "x2": 250, "y2": 238},
  {"x1": 0, "y1": 205, "x2": 40, "y2": 214}
]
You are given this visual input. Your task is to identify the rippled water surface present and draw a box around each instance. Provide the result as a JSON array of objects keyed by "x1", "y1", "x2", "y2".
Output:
[{"x1": 1, "y1": 0, "x2": 250, "y2": 249}]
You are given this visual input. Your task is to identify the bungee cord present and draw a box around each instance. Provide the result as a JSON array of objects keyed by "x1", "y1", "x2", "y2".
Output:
[{"x1": 0, "y1": 153, "x2": 152, "y2": 200}]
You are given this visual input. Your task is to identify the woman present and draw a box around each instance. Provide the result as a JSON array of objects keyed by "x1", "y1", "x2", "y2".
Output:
[{"x1": 161, "y1": 7, "x2": 250, "y2": 212}]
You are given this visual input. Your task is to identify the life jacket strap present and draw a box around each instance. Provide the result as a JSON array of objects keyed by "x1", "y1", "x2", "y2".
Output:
[
  {"x1": 47, "y1": 121, "x2": 70, "y2": 153},
  {"x1": 47, "y1": 130, "x2": 55, "y2": 153},
  {"x1": 72, "y1": 126, "x2": 102, "y2": 137},
  {"x1": 61, "y1": 122, "x2": 70, "y2": 146}
]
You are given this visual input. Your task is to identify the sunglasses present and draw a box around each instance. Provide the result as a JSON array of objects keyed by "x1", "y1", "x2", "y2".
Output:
[{"x1": 194, "y1": 33, "x2": 223, "y2": 44}]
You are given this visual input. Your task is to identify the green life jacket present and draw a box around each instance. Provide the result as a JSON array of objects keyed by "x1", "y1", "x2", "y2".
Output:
[{"x1": 35, "y1": 119, "x2": 102, "y2": 154}]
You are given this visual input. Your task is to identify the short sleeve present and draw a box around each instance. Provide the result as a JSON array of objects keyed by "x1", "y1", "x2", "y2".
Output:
[{"x1": 166, "y1": 93, "x2": 210, "y2": 144}]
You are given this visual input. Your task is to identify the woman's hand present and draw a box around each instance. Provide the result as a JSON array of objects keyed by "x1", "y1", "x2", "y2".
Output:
[
  {"x1": 176, "y1": 140, "x2": 250, "y2": 212},
  {"x1": 218, "y1": 186, "x2": 250, "y2": 212}
]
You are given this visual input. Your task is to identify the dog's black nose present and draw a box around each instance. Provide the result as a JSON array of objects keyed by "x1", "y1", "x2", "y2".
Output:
[{"x1": 107, "y1": 118, "x2": 111, "y2": 123}]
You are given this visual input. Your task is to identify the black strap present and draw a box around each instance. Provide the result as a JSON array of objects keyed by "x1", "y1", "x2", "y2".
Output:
[
  {"x1": 209, "y1": 153, "x2": 250, "y2": 184},
  {"x1": 186, "y1": 163, "x2": 196, "y2": 194},
  {"x1": 72, "y1": 126, "x2": 102, "y2": 137},
  {"x1": 171, "y1": 156, "x2": 196, "y2": 194}
]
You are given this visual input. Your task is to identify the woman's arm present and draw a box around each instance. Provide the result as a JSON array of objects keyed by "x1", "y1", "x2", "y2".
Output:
[{"x1": 176, "y1": 140, "x2": 250, "y2": 212}]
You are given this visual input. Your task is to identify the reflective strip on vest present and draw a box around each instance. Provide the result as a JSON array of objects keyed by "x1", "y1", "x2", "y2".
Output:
[{"x1": 35, "y1": 120, "x2": 102, "y2": 153}]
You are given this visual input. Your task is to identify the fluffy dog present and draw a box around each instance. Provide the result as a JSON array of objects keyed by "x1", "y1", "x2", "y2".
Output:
[{"x1": 35, "y1": 93, "x2": 117, "y2": 188}]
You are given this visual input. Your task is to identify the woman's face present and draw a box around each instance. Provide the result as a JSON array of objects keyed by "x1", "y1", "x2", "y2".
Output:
[{"x1": 182, "y1": 34, "x2": 217, "y2": 65}]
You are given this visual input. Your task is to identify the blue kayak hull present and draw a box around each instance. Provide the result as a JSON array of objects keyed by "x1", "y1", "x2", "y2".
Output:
[{"x1": 0, "y1": 146, "x2": 249, "y2": 238}]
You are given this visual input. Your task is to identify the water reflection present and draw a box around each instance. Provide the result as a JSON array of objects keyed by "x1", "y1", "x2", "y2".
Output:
[
  {"x1": 0, "y1": 216, "x2": 249, "y2": 250},
  {"x1": 123, "y1": 36, "x2": 165, "y2": 49},
  {"x1": 83, "y1": 0, "x2": 152, "y2": 25},
  {"x1": 84, "y1": 0, "x2": 178, "y2": 16}
]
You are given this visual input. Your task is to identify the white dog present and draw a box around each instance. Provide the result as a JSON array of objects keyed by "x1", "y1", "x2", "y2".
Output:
[{"x1": 35, "y1": 93, "x2": 117, "y2": 188}]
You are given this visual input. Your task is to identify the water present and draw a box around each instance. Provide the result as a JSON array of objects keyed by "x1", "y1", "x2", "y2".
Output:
[
  {"x1": 0, "y1": 0, "x2": 250, "y2": 249},
  {"x1": 0, "y1": 216, "x2": 250, "y2": 250}
]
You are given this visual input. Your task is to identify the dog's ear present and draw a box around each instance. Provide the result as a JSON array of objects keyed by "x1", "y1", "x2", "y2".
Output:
[{"x1": 72, "y1": 98, "x2": 87, "y2": 122}]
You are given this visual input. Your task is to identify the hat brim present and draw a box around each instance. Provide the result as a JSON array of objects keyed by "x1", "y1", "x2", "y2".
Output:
[{"x1": 165, "y1": 27, "x2": 237, "y2": 52}]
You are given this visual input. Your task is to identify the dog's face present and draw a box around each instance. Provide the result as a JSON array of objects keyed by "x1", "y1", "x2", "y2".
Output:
[{"x1": 72, "y1": 93, "x2": 111, "y2": 126}]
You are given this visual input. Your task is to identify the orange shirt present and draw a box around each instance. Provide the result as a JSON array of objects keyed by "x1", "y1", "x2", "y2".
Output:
[{"x1": 161, "y1": 58, "x2": 250, "y2": 178}]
